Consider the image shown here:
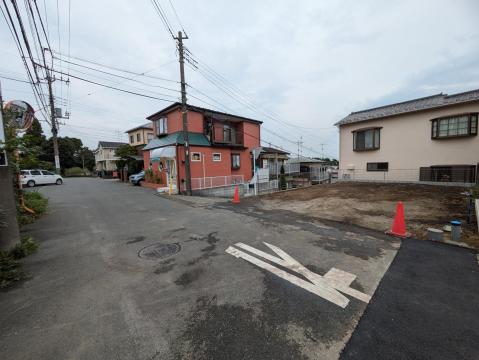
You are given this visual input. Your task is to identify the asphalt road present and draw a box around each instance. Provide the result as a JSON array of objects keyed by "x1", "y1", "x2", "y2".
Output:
[
  {"x1": 340, "y1": 238, "x2": 479, "y2": 360},
  {"x1": 1, "y1": 178, "x2": 475, "y2": 359}
]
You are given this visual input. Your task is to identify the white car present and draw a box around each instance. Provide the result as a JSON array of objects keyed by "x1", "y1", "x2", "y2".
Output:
[{"x1": 20, "y1": 169, "x2": 63, "y2": 187}]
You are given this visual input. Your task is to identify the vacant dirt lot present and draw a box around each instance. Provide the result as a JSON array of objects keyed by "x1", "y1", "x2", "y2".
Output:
[{"x1": 259, "y1": 183, "x2": 479, "y2": 249}]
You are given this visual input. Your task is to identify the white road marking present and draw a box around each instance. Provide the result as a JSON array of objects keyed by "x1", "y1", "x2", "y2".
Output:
[
  {"x1": 225, "y1": 246, "x2": 349, "y2": 308},
  {"x1": 226, "y1": 242, "x2": 371, "y2": 307}
]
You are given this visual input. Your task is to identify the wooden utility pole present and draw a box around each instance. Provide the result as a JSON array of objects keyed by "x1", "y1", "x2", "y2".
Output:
[{"x1": 175, "y1": 31, "x2": 192, "y2": 195}]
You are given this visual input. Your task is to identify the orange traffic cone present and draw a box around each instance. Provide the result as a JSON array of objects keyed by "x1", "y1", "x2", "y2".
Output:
[
  {"x1": 386, "y1": 201, "x2": 411, "y2": 238},
  {"x1": 232, "y1": 185, "x2": 240, "y2": 204}
]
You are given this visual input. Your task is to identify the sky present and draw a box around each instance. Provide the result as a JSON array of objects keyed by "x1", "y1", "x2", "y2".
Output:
[{"x1": 1, "y1": 0, "x2": 478, "y2": 159}]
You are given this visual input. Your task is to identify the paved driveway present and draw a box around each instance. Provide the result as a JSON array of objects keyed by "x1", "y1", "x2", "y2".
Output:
[{"x1": 0, "y1": 178, "x2": 404, "y2": 359}]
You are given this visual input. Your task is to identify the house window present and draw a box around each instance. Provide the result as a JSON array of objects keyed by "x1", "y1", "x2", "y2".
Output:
[
  {"x1": 136, "y1": 133, "x2": 141, "y2": 142},
  {"x1": 147, "y1": 133, "x2": 154, "y2": 141},
  {"x1": 191, "y1": 152, "x2": 201, "y2": 161},
  {"x1": 231, "y1": 154, "x2": 240, "y2": 169},
  {"x1": 431, "y1": 113, "x2": 478, "y2": 139},
  {"x1": 367, "y1": 162, "x2": 389, "y2": 171},
  {"x1": 129, "y1": 135, "x2": 134, "y2": 144},
  {"x1": 156, "y1": 117, "x2": 168, "y2": 135},
  {"x1": 212, "y1": 153, "x2": 221, "y2": 162},
  {"x1": 353, "y1": 128, "x2": 380, "y2": 151}
]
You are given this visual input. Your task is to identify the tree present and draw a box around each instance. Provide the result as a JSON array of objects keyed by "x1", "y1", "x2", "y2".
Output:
[
  {"x1": 41, "y1": 136, "x2": 83, "y2": 170},
  {"x1": 279, "y1": 164, "x2": 287, "y2": 190},
  {"x1": 76, "y1": 147, "x2": 95, "y2": 171},
  {"x1": 23, "y1": 119, "x2": 46, "y2": 148},
  {"x1": 115, "y1": 144, "x2": 142, "y2": 174}
]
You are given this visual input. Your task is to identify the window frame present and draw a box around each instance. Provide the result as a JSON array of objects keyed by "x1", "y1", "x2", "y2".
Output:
[
  {"x1": 231, "y1": 153, "x2": 241, "y2": 169},
  {"x1": 352, "y1": 127, "x2": 381, "y2": 151},
  {"x1": 212, "y1": 153, "x2": 222, "y2": 162},
  {"x1": 156, "y1": 117, "x2": 168, "y2": 135},
  {"x1": 136, "y1": 133, "x2": 141, "y2": 142},
  {"x1": 367, "y1": 162, "x2": 389, "y2": 172},
  {"x1": 431, "y1": 113, "x2": 478, "y2": 139},
  {"x1": 129, "y1": 135, "x2": 134, "y2": 144},
  {"x1": 191, "y1": 152, "x2": 202, "y2": 162}
]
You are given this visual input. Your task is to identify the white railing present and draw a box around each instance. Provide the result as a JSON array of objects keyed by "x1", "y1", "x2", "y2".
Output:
[
  {"x1": 191, "y1": 175, "x2": 244, "y2": 190},
  {"x1": 310, "y1": 166, "x2": 329, "y2": 182},
  {"x1": 269, "y1": 162, "x2": 300, "y2": 175}
]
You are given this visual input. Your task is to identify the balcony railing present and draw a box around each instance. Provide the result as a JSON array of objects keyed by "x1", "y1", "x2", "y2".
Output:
[{"x1": 210, "y1": 124, "x2": 243, "y2": 146}]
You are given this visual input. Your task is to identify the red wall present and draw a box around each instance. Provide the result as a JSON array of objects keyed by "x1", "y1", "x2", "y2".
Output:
[{"x1": 146, "y1": 106, "x2": 261, "y2": 190}]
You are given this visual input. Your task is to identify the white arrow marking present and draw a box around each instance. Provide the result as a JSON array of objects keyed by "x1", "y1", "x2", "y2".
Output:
[
  {"x1": 226, "y1": 242, "x2": 371, "y2": 308},
  {"x1": 225, "y1": 246, "x2": 349, "y2": 308}
]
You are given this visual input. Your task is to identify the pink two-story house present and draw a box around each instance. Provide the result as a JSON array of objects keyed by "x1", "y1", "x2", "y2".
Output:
[{"x1": 142, "y1": 102, "x2": 262, "y2": 193}]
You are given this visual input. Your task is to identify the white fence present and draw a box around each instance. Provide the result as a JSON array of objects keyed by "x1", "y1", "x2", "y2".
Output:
[
  {"x1": 191, "y1": 175, "x2": 244, "y2": 190},
  {"x1": 310, "y1": 166, "x2": 329, "y2": 183},
  {"x1": 268, "y1": 162, "x2": 300, "y2": 175}
]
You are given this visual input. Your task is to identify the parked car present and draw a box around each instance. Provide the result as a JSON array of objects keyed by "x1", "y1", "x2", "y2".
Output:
[
  {"x1": 20, "y1": 169, "x2": 63, "y2": 187},
  {"x1": 129, "y1": 170, "x2": 145, "y2": 186}
]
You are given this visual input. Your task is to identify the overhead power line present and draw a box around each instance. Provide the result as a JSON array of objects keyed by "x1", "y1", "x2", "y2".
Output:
[
  {"x1": 53, "y1": 56, "x2": 181, "y2": 93},
  {"x1": 0, "y1": 74, "x2": 31, "y2": 83},
  {"x1": 35, "y1": 64, "x2": 175, "y2": 102},
  {"x1": 51, "y1": 50, "x2": 179, "y2": 83}
]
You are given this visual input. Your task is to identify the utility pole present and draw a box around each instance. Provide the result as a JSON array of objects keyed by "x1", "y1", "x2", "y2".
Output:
[
  {"x1": 297, "y1": 136, "x2": 303, "y2": 159},
  {"x1": 43, "y1": 48, "x2": 61, "y2": 173},
  {"x1": 175, "y1": 31, "x2": 192, "y2": 195},
  {"x1": 319, "y1": 143, "x2": 326, "y2": 159}
]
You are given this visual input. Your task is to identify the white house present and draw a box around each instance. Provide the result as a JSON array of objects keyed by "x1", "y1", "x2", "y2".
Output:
[
  {"x1": 336, "y1": 89, "x2": 479, "y2": 185},
  {"x1": 93, "y1": 141, "x2": 127, "y2": 172}
]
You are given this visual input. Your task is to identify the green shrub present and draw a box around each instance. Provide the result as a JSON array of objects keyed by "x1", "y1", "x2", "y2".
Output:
[
  {"x1": 0, "y1": 252, "x2": 24, "y2": 288},
  {"x1": 23, "y1": 191, "x2": 48, "y2": 215},
  {"x1": 10, "y1": 237, "x2": 38, "y2": 259},
  {"x1": 64, "y1": 167, "x2": 87, "y2": 177}
]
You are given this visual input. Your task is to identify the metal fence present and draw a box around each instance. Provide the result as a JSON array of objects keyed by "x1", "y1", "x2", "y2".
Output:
[
  {"x1": 247, "y1": 168, "x2": 331, "y2": 196},
  {"x1": 190, "y1": 175, "x2": 244, "y2": 190},
  {"x1": 338, "y1": 168, "x2": 477, "y2": 185},
  {"x1": 268, "y1": 162, "x2": 300, "y2": 175}
]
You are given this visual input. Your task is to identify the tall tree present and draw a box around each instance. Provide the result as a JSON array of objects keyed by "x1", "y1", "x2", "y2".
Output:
[
  {"x1": 115, "y1": 144, "x2": 142, "y2": 174},
  {"x1": 76, "y1": 147, "x2": 95, "y2": 171},
  {"x1": 41, "y1": 136, "x2": 83, "y2": 170},
  {"x1": 23, "y1": 118, "x2": 46, "y2": 149}
]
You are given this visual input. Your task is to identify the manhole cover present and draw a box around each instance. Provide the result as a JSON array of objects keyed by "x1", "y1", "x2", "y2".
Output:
[{"x1": 138, "y1": 243, "x2": 181, "y2": 260}]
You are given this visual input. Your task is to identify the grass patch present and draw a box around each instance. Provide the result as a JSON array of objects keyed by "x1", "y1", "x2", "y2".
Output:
[
  {"x1": 17, "y1": 191, "x2": 48, "y2": 225},
  {"x1": 0, "y1": 237, "x2": 38, "y2": 288},
  {"x1": 10, "y1": 237, "x2": 39, "y2": 259},
  {"x1": 0, "y1": 253, "x2": 24, "y2": 288}
]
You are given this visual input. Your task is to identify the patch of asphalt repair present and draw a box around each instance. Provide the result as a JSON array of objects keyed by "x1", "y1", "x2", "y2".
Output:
[
  {"x1": 174, "y1": 268, "x2": 205, "y2": 287},
  {"x1": 340, "y1": 239, "x2": 479, "y2": 359},
  {"x1": 213, "y1": 199, "x2": 397, "y2": 260},
  {"x1": 185, "y1": 231, "x2": 221, "y2": 266}
]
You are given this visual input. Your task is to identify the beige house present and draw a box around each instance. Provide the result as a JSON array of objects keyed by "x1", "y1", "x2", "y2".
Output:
[
  {"x1": 94, "y1": 141, "x2": 127, "y2": 171},
  {"x1": 336, "y1": 89, "x2": 479, "y2": 185},
  {"x1": 125, "y1": 123, "x2": 154, "y2": 152}
]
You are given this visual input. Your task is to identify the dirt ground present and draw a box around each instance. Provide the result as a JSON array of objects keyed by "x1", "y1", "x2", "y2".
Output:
[{"x1": 259, "y1": 183, "x2": 479, "y2": 249}]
